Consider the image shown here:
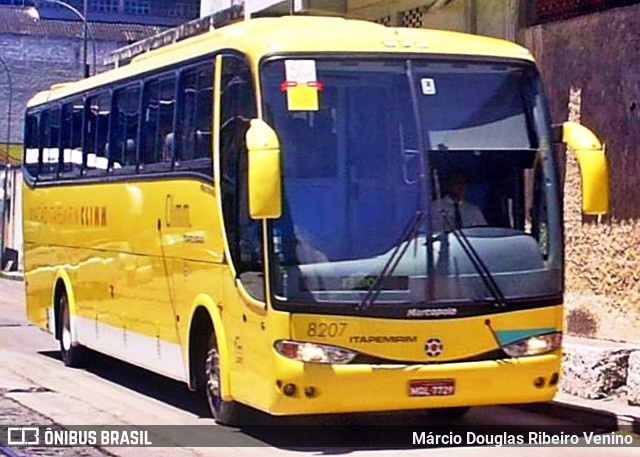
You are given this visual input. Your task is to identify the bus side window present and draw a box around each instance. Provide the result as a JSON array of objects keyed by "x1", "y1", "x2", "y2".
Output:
[
  {"x1": 140, "y1": 79, "x2": 160, "y2": 169},
  {"x1": 110, "y1": 84, "x2": 140, "y2": 174},
  {"x1": 140, "y1": 75, "x2": 175, "y2": 172},
  {"x1": 40, "y1": 107, "x2": 61, "y2": 181},
  {"x1": 194, "y1": 64, "x2": 213, "y2": 161},
  {"x1": 24, "y1": 113, "x2": 40, "y2": 178},
  {"x1": 175, "y1": 61, "x2": 213, "y2": 176},
  {"x1": 60, "y1": 98, "x2": 83, "y2": 178},
  {"x1": 177, "y1": 68, "x2": 196, "y2": 164},
  {"x1": 84, "y1": 92, "x2": 111, "y2": 175}
]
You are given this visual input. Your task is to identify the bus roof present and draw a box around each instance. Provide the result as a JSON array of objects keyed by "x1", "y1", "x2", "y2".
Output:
[{"x1": 27, "y1": 15, "x2": 534, "y2": 107}]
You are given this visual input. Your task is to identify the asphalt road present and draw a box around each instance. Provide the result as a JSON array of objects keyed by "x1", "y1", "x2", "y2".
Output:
[{"x1": 0, "y1": 278, "x2": 638, "y2": 456}]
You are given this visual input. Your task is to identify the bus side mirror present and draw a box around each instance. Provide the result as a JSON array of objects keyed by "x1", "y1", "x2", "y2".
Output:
[
  {"x1": 245, "y1": 119, "x2": 282, "y2": 219},
  {"x1": 555, "y1": 121, "x2": 610, "y2": 215}
]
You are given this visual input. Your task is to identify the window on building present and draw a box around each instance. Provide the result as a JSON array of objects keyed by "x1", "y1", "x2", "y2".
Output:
[
  {"x1": 111, "y1": 84, "x2": 141, "y2": 173},
  {"x1": 140, "y1": 74, "x2": 176, "y2": 171},
  {"x1": 124, "y1": 0, "x2": 150, "y2": 15},
  {"x1": 374, "y1": 15, "x2": 392, "y2": 26},
  {"x1": 89, "y1": 0, "x2": 119, "y2": 13},
  {"x1": 11, "y1": 0, "x2": 70, "y2": 11},
  {"x1": 400, "y1": 6, "x2": 424, "y2": 28},
  {"x1": 168, "y1": 2, "x2": 200, "y2": 17}
]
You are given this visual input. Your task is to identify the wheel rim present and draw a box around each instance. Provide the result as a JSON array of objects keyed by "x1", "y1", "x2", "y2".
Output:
[
  {"x1": 61, "y1": 297, "x2": 72, "y2": 352},
  {"x1": 205, "y1": 344, "x2": 222, "y2": 415}
]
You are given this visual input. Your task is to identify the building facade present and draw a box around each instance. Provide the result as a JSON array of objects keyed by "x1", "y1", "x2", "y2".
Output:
[
  {"x1": 201, "y1": 1, "x2": 518, "y2": 39},
  {"x1": 0, "y1": 0, "x2": 200, "y2": 26},
  {"x1": 0, "y1": 4, "x2": 170, "y2": 267}
]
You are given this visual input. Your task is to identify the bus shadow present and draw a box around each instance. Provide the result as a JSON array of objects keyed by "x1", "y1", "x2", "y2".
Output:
[
  {"x1": 237, "y1": 415, "x2": 624, "y2": 452},
  {"x1": 38, "y1": 349, "x2": 209, "y2": 417},
  {"x1": 236, "y1": 412, "x2": 448, "y2": 451}
]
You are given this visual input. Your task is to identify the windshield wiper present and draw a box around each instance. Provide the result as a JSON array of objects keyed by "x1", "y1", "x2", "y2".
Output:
[
  {"x1": 439, "y1": 211, "x2": 506, "y2": 307},
  {"x1": 356, "y1": 211, "x2": 424, "y2": 311}
]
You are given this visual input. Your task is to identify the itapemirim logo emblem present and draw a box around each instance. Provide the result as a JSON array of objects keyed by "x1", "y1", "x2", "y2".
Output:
[{"x1": 425, "y1": 338, "x2": 444, "y2": 357}]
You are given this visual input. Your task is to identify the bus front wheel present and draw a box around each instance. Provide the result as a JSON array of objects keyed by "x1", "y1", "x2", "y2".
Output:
[
  {"x1": 204, "y1": 333, "x2": 242, "y2": 425},
  {"x1": 58, "y1": 292, "x2": 88, "y2": 367}
]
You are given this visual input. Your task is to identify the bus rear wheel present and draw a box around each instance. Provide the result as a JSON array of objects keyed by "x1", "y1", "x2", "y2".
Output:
[
  {"x1": 204, "y1": 333, "x2": 242, "y2": 425},
  {"x1": 58, "y1": 292, "x2": 88, "y2": 367}
]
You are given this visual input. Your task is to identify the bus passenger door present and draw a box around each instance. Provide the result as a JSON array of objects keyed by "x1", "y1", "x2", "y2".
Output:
[{"x1": 218, "y1": 54, "x2": 270, "y2": 402}]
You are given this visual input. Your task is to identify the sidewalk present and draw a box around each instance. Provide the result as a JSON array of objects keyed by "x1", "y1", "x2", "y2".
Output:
[
  {"x1": 520, "y1": 392, "x2": 640, "y2": 433},
  {"x1": 0, "y1": 271, "x2": 23, "y2": 281},
  {"x1": 554, "y1": 392, "x2": 640, "y2": 426}
]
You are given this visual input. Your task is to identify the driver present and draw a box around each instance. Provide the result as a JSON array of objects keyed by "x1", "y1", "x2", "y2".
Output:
[{"x1": 432, "y1": 170, "x2": 486, "y2": 231}]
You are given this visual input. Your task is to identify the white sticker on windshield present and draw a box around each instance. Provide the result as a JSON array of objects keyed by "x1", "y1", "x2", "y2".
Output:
[
  {"x1": 421, "y1": 78, "x2": 436, "y2": 95},
  {"x1": 285, "y1": 60, "x2": 317, "y2": 83}
]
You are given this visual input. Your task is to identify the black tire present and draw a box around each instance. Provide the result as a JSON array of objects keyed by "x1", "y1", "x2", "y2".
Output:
[
  {"x1": 429, "y1": 406, "x2": 470, "y2": 422},
  {"x1": 204, "y1": 333, "x2": 243, "y2": 425},
  {"x1": 59, "y1": 292, "x2": 89, "y2": 367}
]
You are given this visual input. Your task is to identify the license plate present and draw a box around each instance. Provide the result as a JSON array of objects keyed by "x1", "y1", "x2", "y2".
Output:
[{"x1": 409, "y1": 379, "x2": 455, "y2": 397}]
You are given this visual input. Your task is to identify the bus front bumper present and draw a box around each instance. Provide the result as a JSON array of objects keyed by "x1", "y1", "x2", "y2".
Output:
[{"x1": 265, "y1": 352, "x2": 561, "y2": 415}]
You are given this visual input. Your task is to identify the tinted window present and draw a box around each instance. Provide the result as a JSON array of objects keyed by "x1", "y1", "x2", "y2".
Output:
[
  {"x1": 111, "y1": 84, "x2": 140, "y2": 173},
  {"x1": 41, "y1": 107, "x2": 61, "y2": 180},
  {"x1": 176, "y1": 62, "x2": 213, "y2": 175},
  {"x1": 60, "y1": 99, "x2": 84, "y2": 177},
  {"x1": 195, "y1": 65, "x2": 213, "y2": 160},
  {"x1": 24, "y1": 114, "x2": 40, "y2": 177},
  {"x1": 85, "y1": 92, "x2": 111, "y2": 174},
  {"x1": 177, "y1": 69, "x2": 196, "y2": 162},
  {"x1": 140, "y1": 75, "x2": 176, "y2": 171},
  {"x1": 219, "y1": 55, "x2": 260, "y2": 295},
  {"x1": 26, "y1": 58, "x2": 219, "y2": 183}
]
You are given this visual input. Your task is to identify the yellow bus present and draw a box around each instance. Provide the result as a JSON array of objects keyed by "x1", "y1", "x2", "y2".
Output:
[{"x1": 23, "y1": 15, "x2": 609, "y2": 424}]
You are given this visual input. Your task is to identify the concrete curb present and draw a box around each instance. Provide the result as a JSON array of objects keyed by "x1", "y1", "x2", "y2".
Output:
[
  {"x1": 0, "y1": 271, "x2": 23, "y2": 281},
  {"x1": 516, "y1": 399, "x2": 640, "y2": 433}
]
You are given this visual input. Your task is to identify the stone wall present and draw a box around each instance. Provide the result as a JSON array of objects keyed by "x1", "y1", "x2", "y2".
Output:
[
  {"x1": 0, "y1": 33, "x2": 126, "y2": 146},
  {"x1": 522, "y1": 4, "x2": 640, "y2": 344},
  {"x1": 562, "y1": 337, "x2": 640, "y2": 404}
]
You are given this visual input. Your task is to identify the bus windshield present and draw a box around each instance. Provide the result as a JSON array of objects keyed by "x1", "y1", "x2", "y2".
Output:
[{"x1": 261, "y1": 57, "x2": 561, "y2": 312}]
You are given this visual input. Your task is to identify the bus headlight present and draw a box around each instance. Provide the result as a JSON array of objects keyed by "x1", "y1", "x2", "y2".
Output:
[
  {"x1": 503, "y1": 332, "x2": 562, "y2": 357},
  {"x1": 274, "y1": 340, "x2": 358, "y2": 364}
]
